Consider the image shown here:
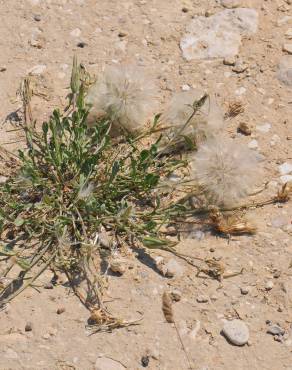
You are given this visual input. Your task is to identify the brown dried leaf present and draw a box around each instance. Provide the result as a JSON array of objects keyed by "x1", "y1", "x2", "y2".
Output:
[{"x1": 162, "y1": 291, "x2": 174, "y2": 323}]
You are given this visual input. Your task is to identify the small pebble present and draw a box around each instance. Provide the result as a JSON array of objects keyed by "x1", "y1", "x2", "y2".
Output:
[
  {"x1": 265, "y1": 280, "x2": 274, "y2": 291},
  {"x1": 238, "y1": 122, "x2": 251, "y2": 135},
  {"x1": 25, "y1": 322, "x2": 33, "y2": 332},
  {"x1": 285, "y1": 28, "x2": 292, "y2": 39},
  {"x1": 267, "y1": 324, "x2": 285, "y2": 336},
  {"x1": 181, "y1": 84, "x2": 190, "y2": 91},
  {"x1": 232, "y1": 61, "x2": 248, "y2": 73},
  {"x1": 240, "y1": 286, "x2": 250, "y2": 295},
  {"x1": 196, "y1": 295, "x2": 209, "y2": 303},
  {"x1": 77, "y1": 41, "x2": 87, "y2": 48},
  {"x1": 222, "y1": 319, "x2": 249, "y2": 346},
  {"x1": 171, "y1": 289, "x2": 182, "y2": 302},
  {"x1": 273, "y1": 270, "x2": 281, "y2": 278},
  {"x1": 182, "y1": 7, "x2": 188, "y2": 12},
  {"x1": 141, "y1": 355, "x2": 150, "y2": 367},
  {"x1": 0, "y1": 66, "x2": 7, "y2": 72},
  {"x1": 33, "y1": 14, "x2": 41, "y2": 21},
  {"x1": 248, "y1": 139, "x2": 258, "y2": 149},
  {"x1": 44, "y1": 282, "x2": 53, "y2": 289},
  {"x1": 118, "y1": 31, "x2": 127, "y2": 38},
  {"x1": 56, "y1": 307, "x2": 66, "y2": 315},
  {"x1": 223, "y1": 57, "x2": 236, "y2": 66}
]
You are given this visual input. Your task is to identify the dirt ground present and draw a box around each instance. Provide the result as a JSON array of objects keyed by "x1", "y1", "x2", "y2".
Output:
[{"x1": 0, "y1": 0, "x2": 292, "y2": 369}]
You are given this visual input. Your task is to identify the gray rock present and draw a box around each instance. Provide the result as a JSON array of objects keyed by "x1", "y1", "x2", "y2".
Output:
[
  {"x1": 95, "y1": 357, "x2": 125, "y2": 370},
  {"x1": 180, "y1": 8, "x2": 258, "y2": 60},
  {"x1": 222, "y1": 319, "x2": 249, "y2": 346},
  {"x1": 277, "y1": 56, "x2": 292, "y2": 86},
  {"x1": 267, "y1": 324, "x2": 285, "y2": 336}
]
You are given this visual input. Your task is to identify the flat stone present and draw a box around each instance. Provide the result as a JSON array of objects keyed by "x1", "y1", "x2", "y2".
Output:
[
  {"x1": 180, "y1": 8, "x2": 258, "y2": 60},
  {"x1": 95, "y1": 357, "x2": 125, "y2": 370},
  {"x1": 222, "y1": 319, "x2": 249, "y2": 346},
  {"x1": 277, "y1": 56, "x2": 292, "y2": 86}
]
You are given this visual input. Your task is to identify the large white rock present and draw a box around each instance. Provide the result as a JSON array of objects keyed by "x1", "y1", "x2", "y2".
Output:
[
  {"x1": 277, "y1": 56, "x2": 292, "y2": 86},
  {"x1": 180, "y1": 8, "x2": 258, "y2": 60}
]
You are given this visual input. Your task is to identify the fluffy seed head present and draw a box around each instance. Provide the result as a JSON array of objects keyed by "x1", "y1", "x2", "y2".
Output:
[
  {"x1": 86, "y1": 65, "x2": 158, "y2": 135},
  {"x1": 191, "y1": 136, "x2": 261, "y2": 206},
  {"x1": 162, "y1": 90, "x2": 223, "y2": 144}
]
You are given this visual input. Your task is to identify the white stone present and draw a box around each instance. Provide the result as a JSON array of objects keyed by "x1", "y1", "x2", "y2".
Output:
[
  {"x1": 283, "y1": 44, "x2": 292, "y2": 54},
  {"x1": 70, "y1": 28, "x2": 81, "y2": 37},
  {"x1": 182, "y1": 84, "x2": 191, "y2": 91},
  {"x1": 285, "y1": 28, "x2": 292, "y2": 39},
  {"x1": 221, "y1": 0, "x2": 242, "y2": 9},
  {"x1": 279, "y1": 162, "x2": 292, "y2": 175},
  {"x1": 248, "y1": 139, "x2": 258, "y2": 149},
  {"x1": 265, "y1": 280, "x2": 274, "y2": 291},
  {"x1": 256, "y1": 123, "x2": 271, "y2": 133},
  {"x1": 180, "y1": 8, "x2": 258, "y2": 60},
  {"x1": 222, "y1": 319, "x2": 249, "y2": 346},
  {"x1": 28, "y1": 64, "x2": 46, "y2": 75},
  {"x1": 0, "y1": 176, "x2": 8, "y2": 184},
  {"x1": 95, "y1": 357, "x2": 125, "y2": 370},
  {"x1": 280, "y1": 175, "x2": 292, "y2": 183},
  {"x1": 277, "y1": 56, "x2": 292, "y2": 86}
]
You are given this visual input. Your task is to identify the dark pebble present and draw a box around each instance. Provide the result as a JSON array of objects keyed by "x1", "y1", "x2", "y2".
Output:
[
  {"x1": 77, "y1": 42, "x2": 87, "y2": 48},
  {"x1": 141, "y1": 355, "x2": 149, "y2": 367},
  {"x1": 25, "y1": 322, "x2": 33, "y2": 332},
  {"x1": 118, "y1": 31, "x2": 127, "y2": 38},
  {"x1": 57, "y1": 307, "x2": 66, "y2": 315},
  {"x1": 182, "y1": 7, "x2": 189, "y2": 13},
  {"x1": 34, "y1": 15, "x2": 41, "y2": 21}
]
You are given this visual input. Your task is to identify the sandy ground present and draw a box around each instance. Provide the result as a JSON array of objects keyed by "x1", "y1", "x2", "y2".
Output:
[{"x1": 0, "y1": 0, "x2": 292, "y2": 369}]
